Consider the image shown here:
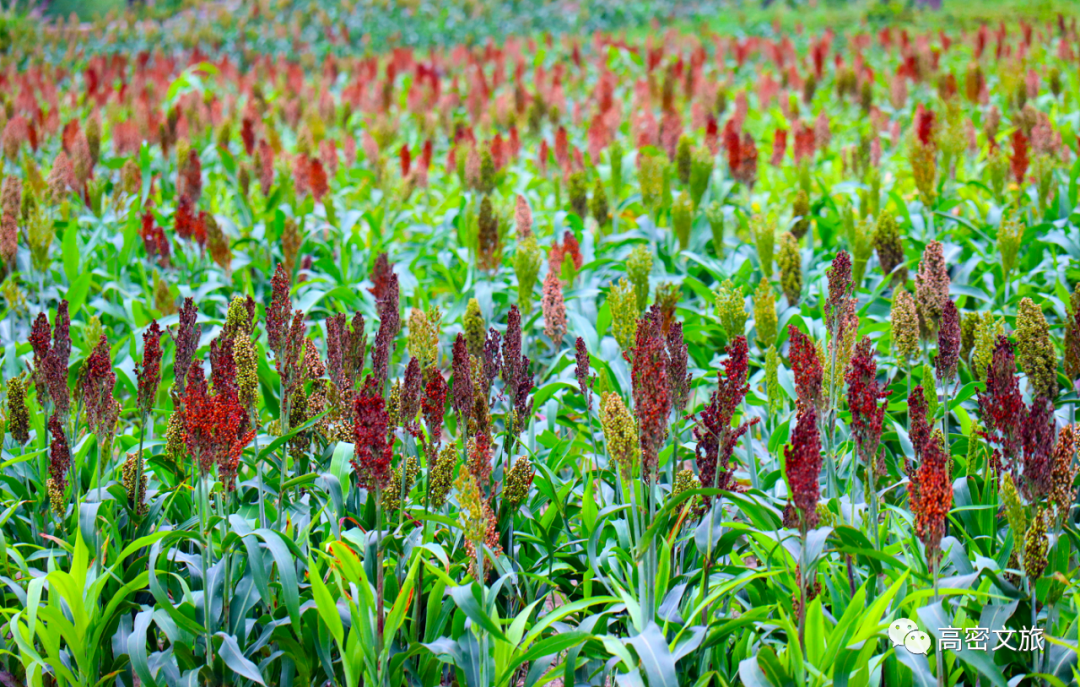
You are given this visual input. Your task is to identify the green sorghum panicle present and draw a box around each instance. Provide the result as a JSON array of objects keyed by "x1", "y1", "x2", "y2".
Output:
[
  {"x1": 1000, "y1": 472, "x2": 1027, "y2": 538},
  {"x1": 1015, "y1": 297, "x2": 1058, "y2": 399},
  {"x1": 997, "y1": 210, "x2": 1023, "y2": 282},
  {"x1": 568, "y1": 170, "x2": 588, "y2": 218},
  {"x1": 610, "y1": 140, "x2": 624, "y2": 200},
  {"x1": 514, "y1": 236, "x2": 543, "y2": 315},
  {"x1": 791, "y1": 189, "x2": 810, "y2": 240},
  {"x1": 753, "y1": 278, "x2": 777, "y2": 348},
  {"x1": 609, "y1": 277, "x2": 639, "y2": 352},
  {"x1": 704, "y1": 201, "x2": 724, "y2": 254},
  {"x1": 891, "y1": 288, "x2": 920, "y2": 363},
  {"x1": 675, "y1": 134, "x2": 692, "y2": 185},
  {"x1": 987, "y1": 144, "x2": 1008, "y2": 198},
  {"x1": 672, "y1": 192, "x2": 693, "y2": 250},
  {"x1": 715, "y1": 279, "x2": 747, "y2": 341},
  {"x1": 689, "y1": 145, "x2": 713, "y2": 208},
  {"x1": 921, "y1": 364, "x2": 938, "y2": 417},
  {"x1": 591, "y1": 176, "x2": 610, "y2": 228},
  {"x1": 971, "y1": 313, "x2": 1004, "y2": 381},
  {"x1": 626, "y1": 244, "x2": 653, "y2": 312},
  {"x1": 5, "y1": 375, "x2": 29, "y2": 445},
  {"x1": 751, "y1": 213, "x2": 776, "y2": 276},
  {"x1": 464, "y1": 298, "x2": 486, "y2": 358},
  {"x1": 429, "y1": 441, "x2": 457, "y2": 509},
  {"x1": 765, "y1": 345, "x2": 781, "y2": 414},
  {"x1": 777, "y1": 231, "x2": 802, "y2": 305},
  {"x1": 235, "y1": 334, "x2": 260, "y2": 410},
  {"x1": 872, "y1": 210, "x2": 906, "y2": 285},
  {"x1": 639, "y1": 153, "x2": 663, "y2": 212},
  {"x1": 850, "y1": 217, "x2": 873, "y2": 288},
  {"x1": 1065, "y1": 283, "x2": 1080, "y2": 381}
]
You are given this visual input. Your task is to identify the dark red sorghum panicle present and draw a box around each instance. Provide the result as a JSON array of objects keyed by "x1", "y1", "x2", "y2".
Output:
[
  {"x1": 846, "y1": 337, "x2": 891, "y2": 465},
  {"x1": 326, "y1": 312, "x2": 367, "y2": 396},
  {"x1": 908, "y1": 385, "x2": 932, "y2": 473},
  {"x1": 48, "y1": 411, "x2": 71, "y2": 488},
  {"x1": 1021, "y1": 397, "x2": 1056, "y2": 501},
  {"x1": 785, "y1": 405, "x2": 823, "y2": 532},
  {"x1": 787, "y1": 324, "x2": 823, "y2": 412},
  {"x1": 977, "y1": 336, "x2": 1026, "y2": 476},
  {"x1": 666, "y1": 319, "x2": 692, "y2": 414},
  {"x1": 399, "y1": 356, "x2": 423, "y2": 430},
  {"x1": 1010, "y1": 129, "x2": 1029, "y2": 183},
  {"x1": 267, "y1": 263, "x2": 293, "y2": 358},
  {"x1": 173, "y1": 298, "x2": 201, "y2": 398},
  {"x1": 574, "y1": 336, "x2": 594, "y2": 411},
  {"x1": 422, "y1": 366, "x2": 448, "y2": 448},
  {"x1": 500, "y1": 305, "x2": 534, "y2": 433},
  {"x1": 371, "y1": 273, "x2": 400, "y2": 388},
  {"x1": 174, "y1": 194, "x2": 198, "y2": 242},
  {"x1": 908, "y1": 429, "x2": 951, "y2": 573},
  {"x1": 826, "y1": 251, "x2": 854, "y2": 337},
  {"x1": 914, "y1": 104, "x2": 936, "y2": 148},
  {"x1": 29, "y1": 312, "x2": 53, "y2": 402},
  {"x1": 181, "y1": 360, "x2": 249, "y2": 482},
  {"x1": 467, "y1": 429, "x2": 494, "y2": 490},
  {"x1": 452, "y1": 333, "x2": 474, "y2": 428},
  {"x1": 140, "y1": 211, "x2": 171, "y2": 267},
  {"x1": 632, "y1": 309, "x2": 670, "y2": 481},
  {"x1": 53, "y1": 300, "x2": 71, "y2": 370},
  {"x1": 43, "y1": 302, "x2": 72, "y2": 419},
  {"x1": 136, "y1": 321, "x2": 163, "y2": 417},
  {"x1": 482, "y1": 328, "x2": 502, "y2": 394},
  {"x1": 935, "y1": 299, "x2": 961, "y2": 383},
  {"x1": 80, "y1": 336, "x2": 116, "y2": 437},
  {"x1": 502, "y1": 305, "x2": 523, "y2": 389},
  {"x1": 351, "y1": 376, "x2": 393, "y2": 490},
  {"x1": 694, "y1": 335, "x2": 759, "y2": 498},
  {"x1": 209, "y1": 335, "x2": 239, "y2": 401},
  {"x1": 369, "y1": 253, "x2": 393, "y2": 302},
  {"x1": 279, "y1": 311, "x2": 308, "y2": 411}
]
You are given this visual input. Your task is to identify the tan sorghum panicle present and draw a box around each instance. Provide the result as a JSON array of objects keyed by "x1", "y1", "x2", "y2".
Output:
[
  {"x1": 407, "y1": 306, "x2": 442, "y2": 370},
  {"x1": 1049, "y1": 425, "x2": 1078, "y2": 527},
  {"x1": 515, "y1": 194, "x2": 533, "y2": 238},
  {"x1": 600, "y1": 392, "x2": 639, "y2": 480},
  {"x1": 454, "y1": 468, "x2": 487, "y2": 544},
  {"x1": 891, "y1": 288, "x2": 919, "y2": 364},
  {"x1": 428, "y1": 441, "x2": 457, "y2": 509},
  {"x1": 122, "y1": 451, "x2": 148, "y2": 515},
  {"x1": 504, "y1": 455, "x2": 534, "y2": 510},
  {"x1": 235, "y1": 335, "x2": 260, "y2": 410},
  {"x1": 541, "y1": 270, "x2": 567, "y2": 349},
  {"x1": 915, "y1": 240, "x2": 949, "y2": 340},
  {"x1": 1023, "y1": 508, "x2": 1049, "y2": 580}
]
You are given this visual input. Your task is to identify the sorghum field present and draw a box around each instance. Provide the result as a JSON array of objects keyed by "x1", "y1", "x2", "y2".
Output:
[{"x1": 2, "y1": 0, "x2": 1080, "y2": 685}]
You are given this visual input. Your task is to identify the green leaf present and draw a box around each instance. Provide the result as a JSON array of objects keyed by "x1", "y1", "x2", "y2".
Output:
[
  {"x1": 626, "y1": 623, "x2": 678, "y2": 687},
  {"x1": 63, "y1": 221, "x2": 80, "y2": 282},
  {"x1": 216, "y1": 633, "x2": 266, "y2": 685},
  {"x1": 449, "y1": 584, "x2": 509, "y2": 643}
]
